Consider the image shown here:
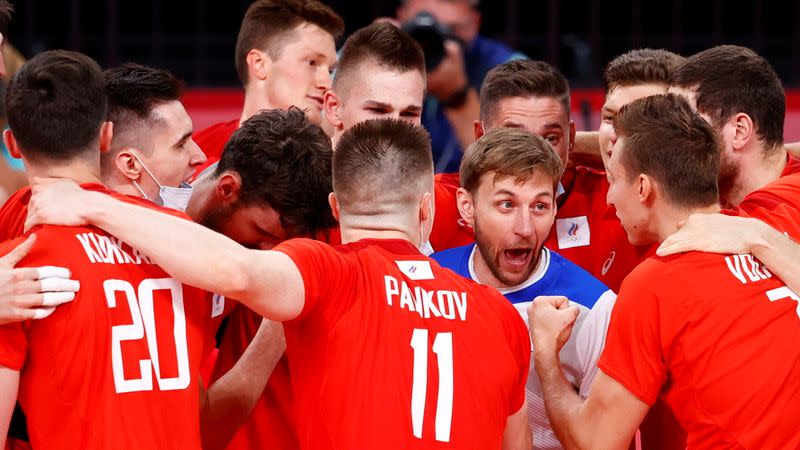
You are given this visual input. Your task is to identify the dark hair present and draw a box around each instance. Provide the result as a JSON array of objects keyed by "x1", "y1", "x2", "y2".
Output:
[
  {"x1": 333, "y1": 22, "x2": 425, "y2": 89},
  {"x1": 105, "y1": 63, "x2": 182, "y2": 123},
  {"x1": 615, "y1": 93, "x2": 720, "y2": 208},
  {"x1": 333, "y1": 118, "x2": 432, "y2": 210},
  {"x1": 6, "y1": 50, "x2": 106, "y2": 162},
  {"x1": 235, "y1": 0, "x2": 344, "y2": 84},
  {"x1": 671, "y1": 45, "x2": 784, "y2": 153},
  {"x1": 460, "y1": 127, "x2": 563, "y2": 194},
  {"x1": 602, "y1": 48, "x2": 684, "y2": 93},
  {"x1": 479, "y1": 60, "x2": 570, "y2": 123},
  {"x1": 0, "y1": 0, "x2": 13, "y2": 36},
  {"x1": 216, "y1": 107, "x2": 335, "y2": 235}
]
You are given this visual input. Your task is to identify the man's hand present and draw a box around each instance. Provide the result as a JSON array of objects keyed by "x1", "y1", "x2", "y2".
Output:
[
  {"x1": 0, "y1": 234, "x2": 79, "y2": 324},
  {"x1": 25, "y1": 178, "x2": 95, "y2": 231},
  {"x1": 528, "y1": 296, "x2": 579, "y2": 357},
  {"x1": 657, "y1": 213, "x2": 760, "y2": 257},
  {"x1": 427, "y1": 40, "x2": 469, "y2": 102}
]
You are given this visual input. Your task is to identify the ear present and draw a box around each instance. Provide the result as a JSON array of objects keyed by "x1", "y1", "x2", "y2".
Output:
[
  {"x1": 473, "y1": 120, "x2": 485, "y2": 140},
  {"x1": 215, "y1": 172, "x2": 243, "y2": 206},
  {"x1": 324, "y1": 89, "x2": 343, "y2": 130},
  {"x1": 246, "y1": 49, "x2": 271, "y2": 82},
  {"x1": 4, "y1": 129, "x2": 20, "y2": 158},
  {"x1": 328, "y1": 192, "x2": 341, "y2": 222},
  {"x1": 115, "y1": 148, "x2": 143, "y2": 180},
  {"x1": 456, "y1": 187, "x2": 476, "y2": 227},
  {"x1": 419, "y1": 191, "x2": 434, "y2": 224},
  {"x1": 568, "y1": 120, "x2": 577, "y2": 153},
  {"x1": 637, "y1": 174, "x2": 655, "y2": 206},
  {"x1": 729, "y1": 112, "x2": 755, "y2": 152},
  {"x1": 99, "y1": 121, "x2": 113, "y2": 154}
]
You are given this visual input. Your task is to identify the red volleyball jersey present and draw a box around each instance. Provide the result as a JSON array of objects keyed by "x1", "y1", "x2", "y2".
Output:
[{"x1": 275, "y1": 238, "x2": 530, "y2": 449}]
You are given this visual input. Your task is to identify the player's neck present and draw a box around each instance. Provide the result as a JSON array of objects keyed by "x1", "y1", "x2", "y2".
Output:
[
  {"x1": 25, "y1": 157, "x2": 102, "y2": 186},
  {"x1": 654, "y1": 203, "x2": 721, "y2": 244},
  {"x1": 240, "y1": 85, "x2": 278, "y2": 125},
  {"x1": 724, "y1": 147, "x2": 787, "y2": 207},
  {"x1": 338, "y1": 215, "x2": 421, "y2": 247}
]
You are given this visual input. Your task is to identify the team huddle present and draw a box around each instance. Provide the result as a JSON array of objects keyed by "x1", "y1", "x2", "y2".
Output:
[{"x1": 0, "y1": 0, "x2": 799, "y2": 449}]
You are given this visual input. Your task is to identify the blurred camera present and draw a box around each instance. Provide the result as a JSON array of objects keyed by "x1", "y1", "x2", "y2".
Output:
[{"x1": 401, "y1": 11, "x2": 456, "y2": 72}]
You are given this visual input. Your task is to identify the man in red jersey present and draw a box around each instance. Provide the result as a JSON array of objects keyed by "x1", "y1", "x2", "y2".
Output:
[
  {"x1": 530, "y1": 94, "x2": 800, "y2": 449},
  {"x1": 27, "y1": 119, "x2": 533, "y2": 449},
  {"x1": 669, "y1": 45, "x2": 799, "y2": 206},
  {"x1": 0, "y1": 50, "x2": 220, "y2": 450},
  {"x1": 193, "y1": 0, "x2": 343, "y2": 174},
  {"x1": 208, "y1": 24, "x2": 425, "y2": 450}
]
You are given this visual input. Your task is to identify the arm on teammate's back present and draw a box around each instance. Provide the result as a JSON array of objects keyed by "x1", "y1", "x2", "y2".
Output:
[
  {"x1": 658, "y1": 213, "x2": 800, "y2": 293},
  {"x1": 502, "y1": 400, "x2": 532, "y2": 450},
  {"x1": 0, "y1": 367, "x2": 20, "y2": 448},
  {"x1": 201, "y1": 319, "x2": 286, "y2": 450},
  {"x1": 570, "y1": 131, "x2": 603, "y2": 169},
  {"x1": 529, "y1": 296, "x2": 647, "y2": 449},
  {"x1": 25, "y1": 178, "x2": 306, "y2": 321},
  {"x1": 0, "y1": 234, "x2": 79, "y2": 325}
]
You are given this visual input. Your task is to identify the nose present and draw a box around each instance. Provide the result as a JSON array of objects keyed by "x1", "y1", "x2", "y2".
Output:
[
  {"x1": 188, "y1": 139, "x2": 207, "y2": 167},
  {"x1": 317, "y1": 67, "x2": 332, "y2": 91},
  {"x1": 513, "y1": 211, "x2": 534, "y2": 239}
]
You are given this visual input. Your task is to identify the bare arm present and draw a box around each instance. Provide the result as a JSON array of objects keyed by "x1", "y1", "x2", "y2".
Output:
[
  {"x1": 201, "y1": 319, "x2": 286, "y2": 450},
  {"x1": 570, "y1": 131, "x2": 603, "y2": 169},
  {"x1": 529, "y1": 296, "x2": 647, "y2": 450},
  {"x1": 502, "y1": 400, "x2": 532, "y2": 450},
  {"x1": 535, "y1": 354, "x2": 648, "y2": 450},
  {"x1": 0, "y1": 367, "x2": 19, "y2": 448},
  {"x1": 658, "y1": 214, "x2": 800, "y2": 292},
  {"x1": 26, "y1": 179, "x2": 305, "y2": 321}
]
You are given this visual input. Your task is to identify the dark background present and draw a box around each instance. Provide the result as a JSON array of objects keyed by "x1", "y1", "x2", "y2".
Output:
[{"x1": 7, "y1": 0, "x2": 800, "y2": 88}]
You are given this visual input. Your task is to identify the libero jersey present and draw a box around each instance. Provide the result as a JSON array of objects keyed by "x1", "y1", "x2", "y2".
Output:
[
  {"x1": 598, "y1": 252, "x2": 800, "y2": 448},
  {"x1": 193, "y1": 119, "x2": 238, "y2": 177},
  {"x1": 207, "y1": 226, "x2": 342, "y2": 450},
  {"x1": 0, "y1": 202, "x2": 215, "y2": 449},
  {"x1": 432, "y1": 244, "x2": 616, "y2": 449},
  {"x1": 274, "y1": 238, "x2": 530, "y2": 449}
]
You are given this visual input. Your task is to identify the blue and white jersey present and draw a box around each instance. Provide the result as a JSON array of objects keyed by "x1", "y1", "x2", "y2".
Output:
[{"x1": 432, "y1": 243, "x2": 616, "y2": 450}]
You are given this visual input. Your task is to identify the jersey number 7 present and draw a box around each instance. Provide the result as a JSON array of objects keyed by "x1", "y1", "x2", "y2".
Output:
[{"x1": 104, "y1": 278, "x2": 191, "y2": 394}]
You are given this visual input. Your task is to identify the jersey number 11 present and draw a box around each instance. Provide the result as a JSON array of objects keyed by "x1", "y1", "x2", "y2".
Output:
[{"x1": 410, "y1": 329, "x2": 454, "y2": 442}]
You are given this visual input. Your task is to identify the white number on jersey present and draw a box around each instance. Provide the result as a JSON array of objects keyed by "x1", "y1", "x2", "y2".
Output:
[
  {"x1": 104, "y1": 278, "x2": 191, "y2": 393},
  {"x1": 410, "y1": 329, "x2": 454, "y2": 442},
  {"x1": 766, "y1": 285, "x2": 800, "y2": 319}
]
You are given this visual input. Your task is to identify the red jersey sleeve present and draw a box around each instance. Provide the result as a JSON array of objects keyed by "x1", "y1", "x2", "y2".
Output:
[
  {"x1": 596, "y1": 258, "x2": 673, "y2": 406},
  {"x1": 0, "y1": 237, "x2": 33, "y2": 370},
  {"x1": 273, "y1": 238, "x2": 354, "y2": 323},
  {"x1": 504, "y1": 295, "x2": 531, "y2": 414}
]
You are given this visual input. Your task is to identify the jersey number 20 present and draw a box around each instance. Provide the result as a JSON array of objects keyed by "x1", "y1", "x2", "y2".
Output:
[{"x1": 104, "y1": 278, "x2": 191, "y2": 394}]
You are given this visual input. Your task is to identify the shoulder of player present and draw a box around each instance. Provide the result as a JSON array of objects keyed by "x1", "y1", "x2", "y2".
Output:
[
  {"x1": 0, "y1": 186, "x2": 32, "y2": 214},
  {"x1": 430, "y1": 243, "x2": 473, "y2": 269},
  {"x1": 547, "y1": 250, "x2": 612, "y2": 307},
  {"x1": 194, "y1": 119, "x2": 238, "y2": 144},
  {"x1": 434, "y1": 172, "x2": 460, "y2": 189}
]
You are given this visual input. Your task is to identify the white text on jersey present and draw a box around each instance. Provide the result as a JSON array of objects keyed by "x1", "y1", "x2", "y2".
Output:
[
  {"x1": 384, "y1": 275, "x2": 468, "y2": 321},
  {"x1": 724, "y1": 254, "x2": 773, "y2": 285},
  {"x1": 76, "y1": 232, "x2": 154, "y2": 265}
]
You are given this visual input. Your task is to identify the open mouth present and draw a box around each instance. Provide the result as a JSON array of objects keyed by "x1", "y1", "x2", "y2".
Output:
[{"x1": 502, "y1": 248, "x2": 533, "y2": 268}]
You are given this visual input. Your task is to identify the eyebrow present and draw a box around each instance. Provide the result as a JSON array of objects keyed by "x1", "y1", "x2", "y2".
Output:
[
  {"x1": 541, "y1": 123, "x2": 564, "y2": 131},
  {"x1": 174, "y1": 131, "x2": 193, "y2": 148},
  {"x1": 493, "y1": 189, "x2": 553, "y2": 199}
]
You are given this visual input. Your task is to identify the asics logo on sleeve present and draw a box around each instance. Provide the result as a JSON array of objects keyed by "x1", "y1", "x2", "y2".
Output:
[{"x1": 601, "y1": 251, "x2": 616, "y2": 276}]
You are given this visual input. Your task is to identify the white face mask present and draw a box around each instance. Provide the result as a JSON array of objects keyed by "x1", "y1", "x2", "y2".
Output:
[{"x1": 129, "y1": 151, "x2": 194, "y2": 212}]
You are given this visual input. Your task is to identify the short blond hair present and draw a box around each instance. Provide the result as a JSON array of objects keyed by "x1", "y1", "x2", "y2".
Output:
[{"x1": 460, "y1": 128, "x2": 563, "y2": 193}]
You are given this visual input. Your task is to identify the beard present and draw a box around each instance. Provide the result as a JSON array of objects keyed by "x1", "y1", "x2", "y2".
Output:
[{"x1": 473, "y1": 215, "x2": 543, "y2": 288}]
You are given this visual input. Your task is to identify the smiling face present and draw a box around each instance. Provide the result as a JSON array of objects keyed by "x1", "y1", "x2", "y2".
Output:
[
  {"x1": 263, "y1": 23, "x2": 337, "y2": 125},
  {"x1": 465, "y1": 170, "x2": 556, "y2": 288},
  {"x1": 483, "y1": 96, "x2": 573, "y2": 167}
]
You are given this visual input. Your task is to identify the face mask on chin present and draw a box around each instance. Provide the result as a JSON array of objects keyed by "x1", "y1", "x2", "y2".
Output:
[{"x1": 129, "y1": 151, "x2": 194, "y2": 212}]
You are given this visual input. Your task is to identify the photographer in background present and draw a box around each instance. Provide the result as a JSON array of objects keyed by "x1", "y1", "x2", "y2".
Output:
[{"x1": 397, "y1": 0, "x2": 525, "y2": 172}]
